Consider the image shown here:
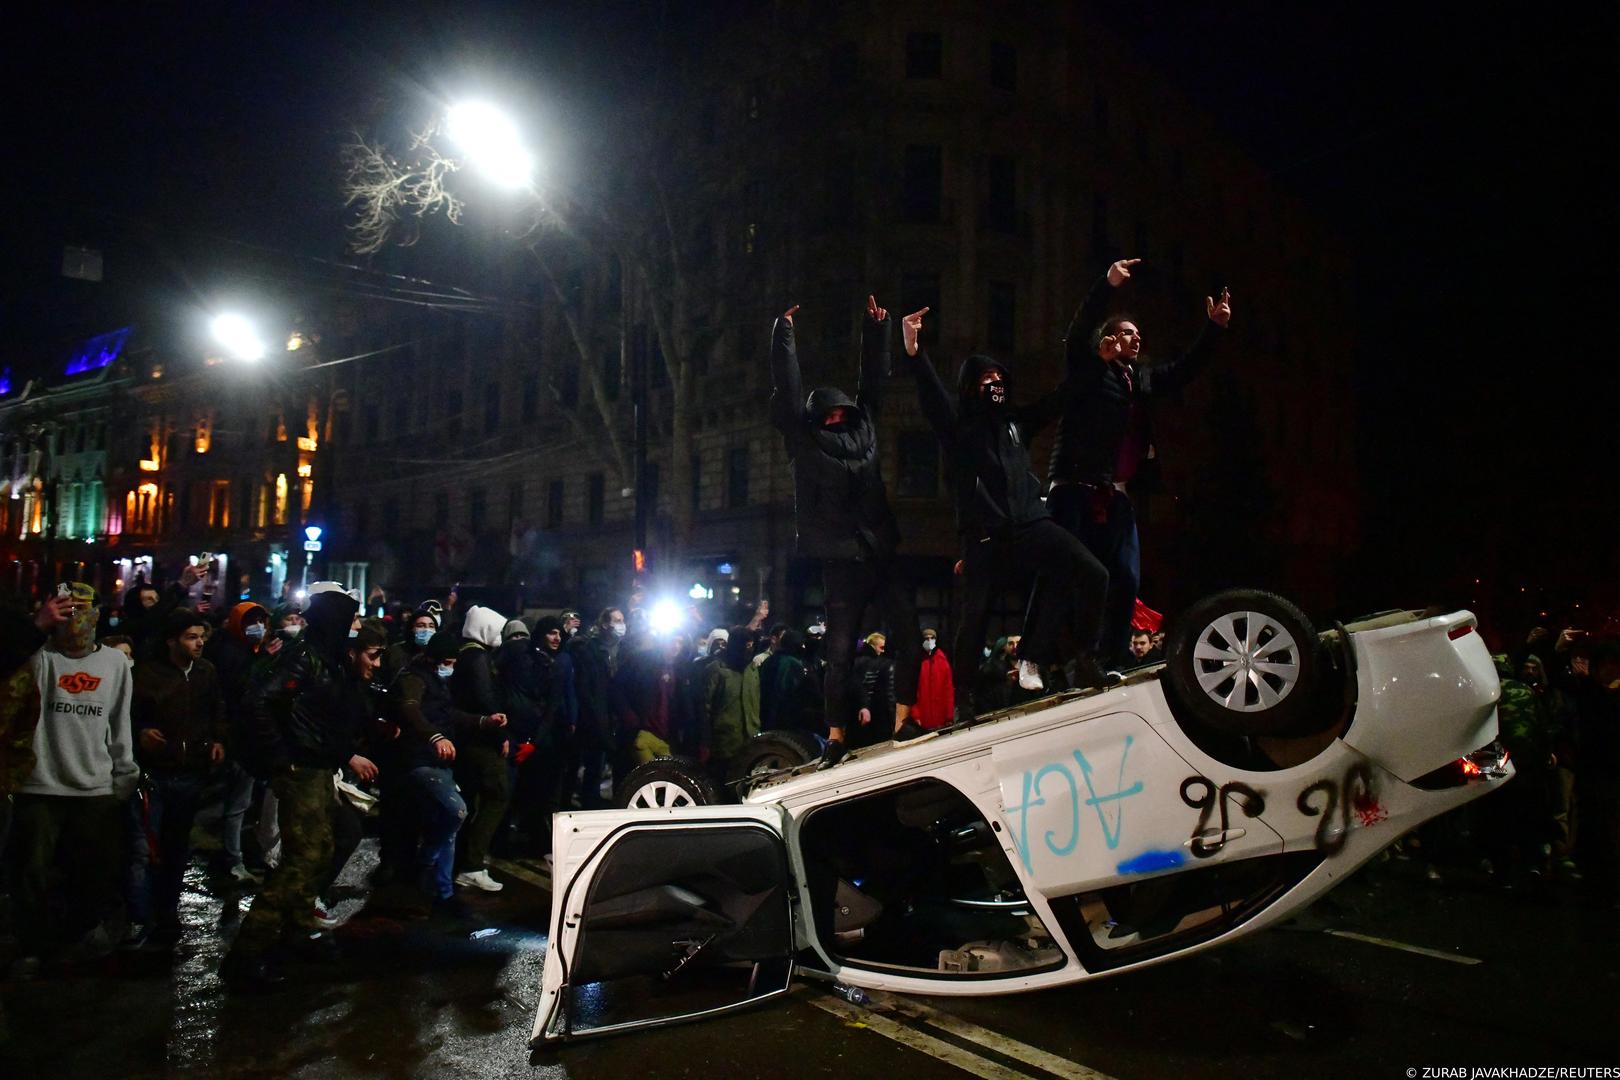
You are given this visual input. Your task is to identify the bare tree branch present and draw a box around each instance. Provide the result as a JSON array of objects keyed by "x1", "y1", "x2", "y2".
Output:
[{"x1": 341, "y1": 126, "x2": 466, "y2": 255}]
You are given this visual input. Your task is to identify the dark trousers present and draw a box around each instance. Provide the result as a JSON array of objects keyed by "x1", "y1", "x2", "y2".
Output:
[
  {"x1": 1049, "y1": 483, "x2": 1139, "y2": 663},
  {"x1": 232, "y1": 767, "x2": 333, "y2": 957},
  {"x1": 954, "y1": 518, "x2": 1109, "y2": 714},
  {"x1": 13, "y1": 793, "x2": 124, "y2": 953},
  {"x1": 138, "y1": 772, "x2": 209, "y2": 930},
  {"x1": 823, "y1": 557, "x2": 921, "y2": 732},
  {"x1": 454, "y1": 745, "x2": 511, "y2": 872},
  {"x1": 319, "y1": 797, "x2": 364, "y2": 899}
]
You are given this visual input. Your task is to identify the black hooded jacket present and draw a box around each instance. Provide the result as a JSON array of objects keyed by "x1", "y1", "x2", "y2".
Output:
[
  {"x1": 911, "y1": 350, "x2": 1070, "y2": 542},
  {"x1": 1047, "y1": 273, "x2": 1223, "y2": 485},
  {"x1": 770, "y1": 313, "x2": 902, "y2": 561},
  {"x1": 242, "y1": 590, "x2": 369, "y2": 775}
]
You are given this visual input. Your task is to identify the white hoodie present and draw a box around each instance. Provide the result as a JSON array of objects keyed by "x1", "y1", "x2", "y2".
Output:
[{"x1": 461, "y1": 605, "x2": 505, "y2": 649}]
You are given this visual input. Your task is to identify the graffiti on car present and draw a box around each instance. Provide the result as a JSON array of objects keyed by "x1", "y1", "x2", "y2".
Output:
[
  {"x1": 1296, "y1": 762, "x2": 1378, "y2": 855},
  {"x1": 1179, "y1": 776, "x2": 1268, "y2": 858},
  {"x1": 1005, "y1": 737, "x2": 1143, "y2": 874}
]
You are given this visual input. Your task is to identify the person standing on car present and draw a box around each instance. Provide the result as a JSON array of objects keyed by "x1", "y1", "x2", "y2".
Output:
[
  {"x1": 770, "y1": 296, "x2": 920, "y2": 766},
  {"x1": 1043, "y1": 257, "x2": 1232, "y2": 664},
  {"x1": 902, "y1": 307, "x2": 1111, "y2": 717}
]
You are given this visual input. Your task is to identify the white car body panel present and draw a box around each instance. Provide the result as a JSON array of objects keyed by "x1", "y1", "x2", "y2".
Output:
[
  {"x1": 1342, "y1": 611, "x2": 1499, "y2": 781},
  {"x1": 533, "y1": 608, "x2": 1509, "y2": 1042}
]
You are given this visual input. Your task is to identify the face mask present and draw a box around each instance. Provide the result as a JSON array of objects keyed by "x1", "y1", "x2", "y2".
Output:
[
  {"x1": 107, "y1": 615, "x2": 120, "y2": 628},
  {"x1": 981, "y1": 380, "x2": 1007, "y2": 406},
  {"x1": 611, "y1": 623, "x2": 627, "y2": 638},
  {"x1": 922, "y1": 639, "x2": 936, "y2": 653},
  {"x1": 983, "y1": 646, "x2": 992, "y2": 658},
  {"x1": 245, "y1": 623, "x2": 267, "y2": 642},
  {"x1": 414, "y1": 628, "x2": 434, "y2": 647},
  {"x1": 349, "y1": 628, "x2": 360, "y2": 639},
  {"x1": 437, "y1": 664, "x2": 455, "y2": 680},
  {"x1": 281, "y1": 624, "x2": 303, "y2": 639}
]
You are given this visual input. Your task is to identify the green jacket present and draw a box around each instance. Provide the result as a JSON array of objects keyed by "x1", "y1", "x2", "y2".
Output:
[{"x1": 705, "y1": 661, "x2": 761, "y2": 762}]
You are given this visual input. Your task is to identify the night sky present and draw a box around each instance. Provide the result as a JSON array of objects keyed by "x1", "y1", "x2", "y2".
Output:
[{"x1": 3, "y1": 3, "x2": 1608, "y2": 622}]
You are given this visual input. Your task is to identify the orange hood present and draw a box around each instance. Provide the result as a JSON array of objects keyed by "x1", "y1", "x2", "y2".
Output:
[{"x1": 225, "y1": 601, "x2": 269, "y2": 646}]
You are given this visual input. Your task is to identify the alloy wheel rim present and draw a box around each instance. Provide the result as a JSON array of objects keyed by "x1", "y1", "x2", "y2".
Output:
[
  {"x1": 628, "y1": 780, "x2": 697, "y2": 809},
  {"x1": 1191, "y1": 610, "x2": 1301, "y2": 712}
]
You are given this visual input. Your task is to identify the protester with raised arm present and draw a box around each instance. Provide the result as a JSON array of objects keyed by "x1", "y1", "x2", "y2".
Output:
[
  {"x1": 770, "y1": 296, "x2": 922, "y2": 762},
  {"x1": 901, "y1": 308, "x2": 1112, "y2": 720},
  {"x1": 1044, "y1": 257, "x2": 1232, "y2": 664}
]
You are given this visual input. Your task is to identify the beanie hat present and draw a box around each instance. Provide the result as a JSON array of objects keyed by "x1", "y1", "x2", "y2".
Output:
[
  {"x1": 503, "y1": 618, "x2": 530, "y2": 639},
  {"x1": 425, "y1": 631, "x2": 459, "y2": 661},
  {"x1": 534, "y1": 615, "x2": 564, "y2": 637}
]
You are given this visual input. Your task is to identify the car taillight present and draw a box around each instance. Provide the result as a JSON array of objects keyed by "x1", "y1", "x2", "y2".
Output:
[
  {"x1": 1411, "y1": 742, "x2": 1510, "y2": 789},
  {"x1": 1447, "y1": 624, "x2": 1476, "y2": 640}
]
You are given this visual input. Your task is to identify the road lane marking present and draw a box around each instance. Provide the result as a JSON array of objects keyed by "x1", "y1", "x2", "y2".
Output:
[
  {"x1": 490, "y1": 858, "x2": 551, "y2": 891},
  {"x1": 1324, "y1": 929, "x2": 1483, "y2": 965},
  {"x1": 807, "y1": 992, "x2": 1038, "y2": 1080},
  {"x1": 879, "y1": 994, "x2": 1117, "y2": 1080}
]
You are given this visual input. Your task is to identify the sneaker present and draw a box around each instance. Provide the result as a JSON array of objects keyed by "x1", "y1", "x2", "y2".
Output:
[
  {"x1": 893, "y1": 719, "x2": 925, "y2": 743},
  {"x1": 1017, "y1": 660, "x2": 1045, "y2": 691},
  {"x1": 311, "y1": 902, "x2": 341, "y2": 929},
  {"x1": 455, "y1": 870, "x2": 505, "y2": 893},
  {"x1": 820, "y1": 739, "x2": 847, "y2": 768},
  {"x1": 229, "y1": 863, "x2": 262, "y2": 886}
]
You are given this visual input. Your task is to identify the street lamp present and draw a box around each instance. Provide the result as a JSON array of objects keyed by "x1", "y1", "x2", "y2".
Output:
[
  {"x1": 445, "y1": 101, "x2": 535, "y2": 189},
  {"x1": 210, "y1": 313, "x2": 268, "y2": 362}
]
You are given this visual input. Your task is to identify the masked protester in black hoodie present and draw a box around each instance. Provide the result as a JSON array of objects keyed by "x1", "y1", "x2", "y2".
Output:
[
  {"x1": 903, "y1": 307, "x2": 1113, "y2": 718},
  {"x1": 223, "y1": 590, "x2": 381, "y2": 990},
  {"x1": 771, "y1": 295, "x2": 921, "y2": 765}
]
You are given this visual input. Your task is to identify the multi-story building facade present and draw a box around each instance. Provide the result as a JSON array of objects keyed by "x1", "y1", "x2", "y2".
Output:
[{"x1": 5, "y1": 4, "x2": 1360, "y2": 642}]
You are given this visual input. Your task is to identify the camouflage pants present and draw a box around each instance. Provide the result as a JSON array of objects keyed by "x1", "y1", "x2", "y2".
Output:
[{"x1": 232, "y1": 766, "x2": 334, "y2": 957}]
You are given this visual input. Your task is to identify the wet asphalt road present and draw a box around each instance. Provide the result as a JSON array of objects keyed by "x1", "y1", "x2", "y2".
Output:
[{"x1": 0, "y1": 841, "x2": 1613, "y2": 1079}]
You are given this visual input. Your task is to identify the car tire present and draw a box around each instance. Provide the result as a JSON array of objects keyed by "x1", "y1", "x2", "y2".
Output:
[
  {"x1": 1164, "y1": 589, "x2": 1329, "y2": 737},
  {"x1": 616, "y1": 756, "x2": 718, "y2": 810},
  {"x1": 728, "y1": 731, "x2": 824, "y2": 798}
]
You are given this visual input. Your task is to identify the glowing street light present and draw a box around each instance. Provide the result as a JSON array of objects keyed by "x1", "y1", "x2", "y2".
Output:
[
  {"x1": 211, "y1": 313, "x2": 267, "y2": 362},
  {"x1": 445, "y1": 101, "x2": 535, "y2": 189}
]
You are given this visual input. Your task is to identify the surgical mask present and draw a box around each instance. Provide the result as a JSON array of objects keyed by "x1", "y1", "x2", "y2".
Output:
[
  {"x1": 611, "y1": 622, "x2": 627, "y2": 638},
  {"x1": 107, "y1": 615, "x2": 120, "y2": 628},
  {"x1": 281, "y1": 624, "x2": 303, "y2": 639},
  {"x1": 244, "y1": 623, "x2": 267, "y2": 642},
  {"x1": 349, "y1": 628, "x2": 359, "y2": 639},
  {"x1": 983, "y1": 646, "x2": 992, "y2": 658},
  {"x1": 436, "y1": 664, "x2": 454, "y2": 680},
  {"x1": 414, "y1": 628, "x2": 434, "y2": 647},
  {"x1": 922, "y1": 639, "x2": 936, "y2": 653}
]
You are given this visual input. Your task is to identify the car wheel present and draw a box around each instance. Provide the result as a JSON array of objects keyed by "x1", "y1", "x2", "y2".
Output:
[
  {"x1": 1165, "y1": 589, "x2": 1328, "y2": 737},
  {"x1": 728, "y1": 731, "x2": 823, "y2": 798},
  {"x1": 616, "y1": 756, "x2": 718, "y2": 809}
]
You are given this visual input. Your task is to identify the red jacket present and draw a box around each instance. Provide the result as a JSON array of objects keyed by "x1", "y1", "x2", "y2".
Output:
[{"x1": 914, "y1": 649, "x2": 955, "y2": 729}]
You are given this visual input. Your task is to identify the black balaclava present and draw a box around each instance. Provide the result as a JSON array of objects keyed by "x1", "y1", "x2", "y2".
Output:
[
  {"x1": 957, "y1": 355, "x2": 1009, "y2": 413},
  {"x1": 305, "y1": 591, "x2": 361, "y2": 666}
]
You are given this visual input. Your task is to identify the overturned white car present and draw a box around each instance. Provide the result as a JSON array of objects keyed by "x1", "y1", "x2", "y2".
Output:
[{"x1": 532, "y1": 591, "x2": 1509, "y2": 1044}]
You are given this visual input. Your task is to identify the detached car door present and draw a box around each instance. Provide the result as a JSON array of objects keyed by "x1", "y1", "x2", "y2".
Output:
[{"x1": 531, "y1": 805, "x2": 798, "y2": 1046}]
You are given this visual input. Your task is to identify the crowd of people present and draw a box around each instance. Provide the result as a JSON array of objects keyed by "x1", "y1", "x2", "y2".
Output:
[{"x1": 0, "y1": 254, "x2": 1612, "y2": 1015}]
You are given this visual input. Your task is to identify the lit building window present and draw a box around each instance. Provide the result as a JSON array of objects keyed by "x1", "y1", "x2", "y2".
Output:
[{"x1": 274, "y1": 473, "x2": 289, "y2": 526}]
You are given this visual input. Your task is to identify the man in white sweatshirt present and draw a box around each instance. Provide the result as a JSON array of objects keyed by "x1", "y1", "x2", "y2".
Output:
[{"x1": 12, "y1": 582, "x2": 137, "y2": 968}]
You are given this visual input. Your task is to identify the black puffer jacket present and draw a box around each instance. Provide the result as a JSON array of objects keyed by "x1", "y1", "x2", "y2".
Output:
[
  {"x1": 770, "y1": 313, "x2": 901, "y2": 561},
  {"x1": 242, "y1": 590, "x2": 368, "y2": 775},
  {"x1": 911, "y1": 350, "x2": 1070, "y2": 542},
  {"x1": 1047, "y1": 272, "x2": 1223, "y2": 485}
]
